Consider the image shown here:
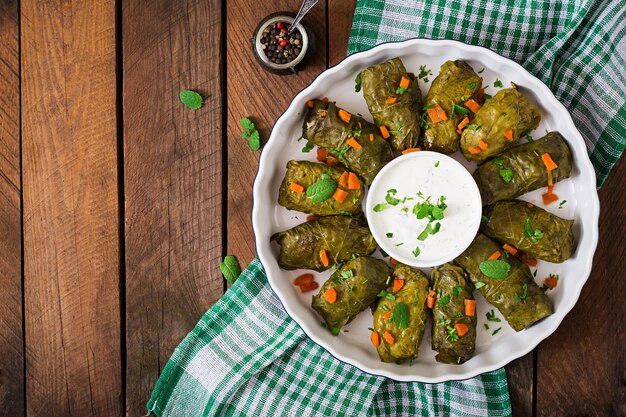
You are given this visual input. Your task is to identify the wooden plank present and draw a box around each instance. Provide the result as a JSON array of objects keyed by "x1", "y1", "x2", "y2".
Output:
[
  {"x1": 536, "y1": 156, "x2": 626, "y2": 416},
  {"x1": 506, "y1": 354, "x2": 534, "y2": 417},
  {"x1": 20, "y1": 0, "x2": 121, "y2": 415},
  {"x1": 328, "y1": 0, "x2": 357, "y2": 66},
  {"x1": 122, "y1": 1, "x2": 224, "y2": 414},
  {"x1": 0, "y1": 1, "x2": 23, "y2": 415}
]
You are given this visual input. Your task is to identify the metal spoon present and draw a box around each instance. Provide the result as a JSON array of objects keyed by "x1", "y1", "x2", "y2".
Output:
[{"x1": 288, "y1": 0, "x2": 320, "y2": 35}]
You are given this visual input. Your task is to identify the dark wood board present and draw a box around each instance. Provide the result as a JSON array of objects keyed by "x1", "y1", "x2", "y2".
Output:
[
  {"x1": 0, "y1": 1, "x2": 23, "y2": 415},
  {"x1": 122, "y1": 0, "x2": 224, "y2": 415},
  {"x1": 20, "y1": 0, "x2": 121, "y2": 415}
]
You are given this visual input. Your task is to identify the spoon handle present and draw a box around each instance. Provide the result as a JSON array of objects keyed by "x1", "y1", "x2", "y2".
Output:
[{"x1": 288, "y1": 0, "x2": 320, "y2": 35}]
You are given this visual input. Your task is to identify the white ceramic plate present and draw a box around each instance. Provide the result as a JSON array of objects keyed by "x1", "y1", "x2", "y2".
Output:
[{"x1": 252, "y1": 39, "x2": 599, "y2": 382}]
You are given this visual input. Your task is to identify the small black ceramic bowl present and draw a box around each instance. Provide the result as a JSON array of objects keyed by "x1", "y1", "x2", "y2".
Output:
[{"x1": 251, "y1": 12, "x2": 313, "y2": 75}]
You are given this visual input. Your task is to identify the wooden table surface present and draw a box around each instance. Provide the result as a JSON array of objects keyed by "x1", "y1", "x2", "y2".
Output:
[{"x1": 0, "y1": 1, "x2": 623, "y2": 416}]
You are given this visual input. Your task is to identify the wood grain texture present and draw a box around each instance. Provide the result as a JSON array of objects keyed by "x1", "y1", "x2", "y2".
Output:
[
  {"x1": 20, "y1": 0, "x2": 121, "y2": 416},
  {"x1": 122, "y1": 1, "x2": 223, "y2": 414},
  {"x1": 226, "y1": 0, "x2": 328, "y2": 266},
  {"x1": 0, "y1": 1, "x2": 23, "y2": 415},
  {"x1": 536, "y1": 156, "x2": 625, "y2": 417},
  {"x1": 328, "y1": 0, "x2": 357, "y2": 66},
  {"x1": 506, "y1": 354, "x2": 534, "y2": 417}
]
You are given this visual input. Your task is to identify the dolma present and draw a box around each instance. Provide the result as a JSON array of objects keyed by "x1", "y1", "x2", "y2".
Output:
[
  {"x1": 431, "y1": 263, "x2": 476, "y2": 364},
  {"x1": 302, "y1": 99, "x2": 393, "y2": 185},
  {"x1": 312, "y1": 256, "x2": 390, "y2": 334},
  {"x1": 461, "y1": 86, "x2": 541, "y2": 161},
  {"x1": 422, "y1": 60, "x2": 482, "y2": 154},
  {"x1": 474, "y1": 132, "x2": 573, "y2": 205},
  {"x1": 360, "y1": 57, "x2": 422, "y2": 151},
  {"x1": 271, "y1": 215, "x2": 377, "y2": 271},
  {"x1": 454, "y1": 234, "x2": 553, "y2": 331},
  {"x1": 482, "y1": 200, "x2": 576, "y2": 263},
  {"x1": 372, "y1": 264, "x2": 430, "y2": 362},
  {"x1": 278, "y1": 160, "x2": 364, "y2": 215}
]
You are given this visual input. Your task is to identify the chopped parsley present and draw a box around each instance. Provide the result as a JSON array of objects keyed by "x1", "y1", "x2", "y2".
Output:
[
  {"x1": 466, "y1": 124, "x2": 479, "y2": 131},
  {"x1": 526, "y1": 133, "x2": 534, "y2": 142},
  {"x1": 524, "y1": 216, "x2": 545, "y2": 242},
  {"x1": 486, "y1": 309, "x2": 501, "y2": 322},
  {"x1": 301, "y1": 140, "x2": 314, "y2": 153},
  {"x1": 377, "y1": 290, "x2": 396, "y2": 301},
  {"x1": 438, "y1": 295, "x2": 450, "y2": 307},
  {"x1": 435, "y1": 160, "x2": 440, "y2": 168},
  {"x1": 386, "y1": 232, "x2": 393, "y2": 238},
  {"x1": 354, "y1": 73, "x2": 362, "y2": 92},
  {"x1": 452, "y1": 286, "x2": 463, "y2": 297},
  {"x1": 492, "y1": 327, "x2": 502, "y2": 336},
  {"x1": 447, "y1": 325, "x2": 459, "y2": 342},
  {"x1": 493, "y1": 79, "x2": 503, "y2": 88},
  {"x1": 373, "y1": 203, "x2": 388, "y2": 212},
  {"x1": 412, "y1": 246, "x2": 421, "y2": 257},
  {"x1": 559, "y1": 200, "x2": 567, "y2": 209},
  {"x1": 466, "y1": 82, "x2": 477, "y2": 90},
  {"x1": 450, "y1": 102, "x2": 470, "y2": 117},
  {"x1": 515, "y1": 283, "x2": 529, "y2": 301},
  {"x1": 418, "y1": 65, "x2": 431, "y2": 80},
  {"x1": 474, "y1": 281, "x2": 486, "y2": 289},
  {"x1": 385, "y1": 189, "x2": 401, "y2": 206},
  {"x1": 478, "y1": 68, "x2": 485, "y2": 74}
]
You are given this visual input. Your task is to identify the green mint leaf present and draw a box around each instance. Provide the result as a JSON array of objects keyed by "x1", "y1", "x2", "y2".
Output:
[
  {"x1": 240, "y1": 117, "x2": 255, "y2": 130},
  {"x1": 493, "y1": 79, "x2": 503, "y2": 88},
  {"x1": 373, "y1": 203, "x2": 388, "y2": 212},
  {"x1": 499, "y1": 167, "x2": 514, "y2": 183},
  {"x1": 386, "y1": 233, "x2": 393, "y2": 238},
  {"x1": 452, "y1": 286, "x2": 463, "y2": 297},
  {"x1": 393, "y1": 302, "x2": 410, "y2": 329},
  {"x1": 479, "y1": 260, "x2": 511, "y2": 279},
  {"x1": 180, "y1": 90, "x2": 204, "y2": 110},
  {"x1": 474, "y1": 282, "x2": 486, "y2": 289},
  {"x1": 354, "y1": 73, "x2": 362, "y2": 93},
  {"x1": 248, "y1": 130, "x2": 261, "y2": 150},
  {"x1": 306, "y1": 178, "x2": 337, "y2": 203},
  {"x1": 301, "y1": 141, "x2": 314, "y2": 153},
  {"x1": 412, "y1": 246, "x2": 421, "y2": 257},
  {"x1": 219, "y1": 255, "x2": 241, "y2": 284},
  {"x1": 417, "y1": 224, "x2": 433, "y2": 241}
]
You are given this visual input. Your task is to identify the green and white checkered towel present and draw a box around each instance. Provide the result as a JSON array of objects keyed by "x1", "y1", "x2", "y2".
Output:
[
  {"x1": 349, "y1": 0, "x2": 626, "y2": 187},
  {"x1": 148, "y1": 259, "x2": 511, "y2": 416}
]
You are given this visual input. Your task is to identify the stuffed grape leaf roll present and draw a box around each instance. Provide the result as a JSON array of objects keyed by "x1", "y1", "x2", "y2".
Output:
[
  {"x1": 431, "y1": 263, "x2": 477, "y2": 364},
  {"x1": 474, "y1": 132, "x2": 573, "y2": 205},
  {"x1": 278, "y1": 160, "x2": 364, "y2": 215},
  {"x1": 271, "y1": 215, "x2": 377, "y2": 271},
  {"x1": 461, "y1": 86, "x2": 541, "y2": 161},
  {"x1": 454, "y1": 234, "x2": 552, "y2": 331},
  {"x1": 302, "y1": 99, "x2": 393, "y2": 185},
  {"x1": 372, "y1": 264, "x2": 430, "y2": 362},
  {"x1": 482, "y1": 200, "x2": 576, "y2": 263},
  {"x1": 422, "y1": 60, "x2": 482, "y2": 154},
  {"x1": 360, "y1": 57, "x2": 422, "y2": 151},
  {"x1": 312, "y1": 256, "x2": 390, "y2": 335}
]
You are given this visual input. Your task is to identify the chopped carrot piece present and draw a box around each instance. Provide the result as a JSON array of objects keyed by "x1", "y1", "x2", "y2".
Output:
[
  {"x1": 541, "y1": 153, "x2": 558, "y2": 171},
  {"x1": 488, "y1": 251, "x2": 501, "y2": 260},
  {"x1": 477, "y1": 87, "x2": 485, "y2": 105},
  {"x1": 298, "y1": 281, "x2": 319, "y2": 293},
  {"x1": 427, "y1": 103, "x2": 448, "y2": 124},
  {"x1": 426, "y1": 290, "x2": 436, "y2": 309},
  {"x1": 389, "y1": 257, "x2": 398, "y2": 265},
  {"x1": 386, "y1": 96, "x2": 397, "y2": 104},
  {"x1": 289, "y1": 182, "x2": 304, "y2": 193},
  {"x1": 333, "y1": 188, "x2": 348, "y2": 203},
  {"x1": 464, "y1": 300, "x2": 476, "y2": 317},
  {"x1": 320, "y1": 111, "x2": 327, "y2": 117},
  {"x1": 399, "y1": 76, "x2": 410, "y2": 89},
  {"x1": 456, "y1": 129, "x2": 462, "y2": 134},
  {"x1": 325, "y1": 155, "x2": 340, "y2": 167},
  {"x1": 294, "y1": 273, "x2": 314, "y2": 286},
  {"x1": 468, "y1": 146, "x2": 482, "y2": 154},
  {"x1": 502, "y1": 244, "x2": 518, "y2": 255},
  {"x1": 338, "y1": 171, "x2": 349, "y2": 187},
  {"x1": 503, "y1": 130, "x2": 514, "y2": 140},
  {"x1": 347, "y1": 172, "x2": 360, "y2": 190},
  {"x1": 402, "y1": 147, "x2": 421, "y2": 154},
  {"x1": 454, "y1": 323, "x2": 469, "y2": 336},
  {"x1": 517, "y1": 251, "x2": 538, "y2": 267},
  {"x1": 383, "y1": 330, "x2": 395, "y2": 344},
  {"x1": 322, "y1": 287, "x2": 337, "y2": 303},
  {"x1": 382, "y1": 310, "x2": 393, "y2": 321},
  {"x1": 307, "y1": 214, "x2": 318, "y2": 221},
  {"x1": 544, "y1": 276, "x2": 559, "y2": 289},
  {"x1": 380, "y1": 125, "x2": 390, "y2": 139},
  {"x1": 371, "y1": 331, "x2": 381, "y2": 347},
  {"x1": 347, "y1": 137, "x2": 362, "y2": 149},
  {"x1": 317, "y1": 147, "x2": 329, "y2": 162},
  {"x1": 338, "y1": 109, "x2": 352, "y2": 123},
  {"x1": 464, "y1": 99, "x2": 481, "y2": 113},
  {"x1": 527, "y1": 202, "x2": 534, "y2": 208},
  {"x1": 369, "y1": 133, "x2": 374, "y2": 142},
  {"x1": 320, "y1": 249, "x2": 329, "y2": 267},
  {"x1": 478, "y1": 139, "x2": 489, "y2": 150},
  {"x1": 306, "y1": 100, "x2": 315, "y2": 108},
  {"x1": 457, "y1": 116, "x2": 470, "y2": 131},
  {"x1": 393, "y1": 279, "x2": 404, "y2": 293},
  {"x1": 542, "y1": 190, "x2": 559, "y2": 205},
  {"x1": 547, "y1": 168, "x2": 554, "y2": 187}
]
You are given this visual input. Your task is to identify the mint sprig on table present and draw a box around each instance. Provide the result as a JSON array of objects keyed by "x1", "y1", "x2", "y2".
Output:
[
  {"x1": 241, "y1": 117, "x2": 261, "y2": 150},
  {"x1": 179, "y1": 89, "x2": 204, "y2": 110},
  {"x1": 219, "y1": 255, "x2": 241, "y2": 284}
]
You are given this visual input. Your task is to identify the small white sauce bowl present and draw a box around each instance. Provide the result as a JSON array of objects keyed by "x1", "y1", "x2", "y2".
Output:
[{"x1": 365, "y1": 151, "x2": 482, "y2": 267}]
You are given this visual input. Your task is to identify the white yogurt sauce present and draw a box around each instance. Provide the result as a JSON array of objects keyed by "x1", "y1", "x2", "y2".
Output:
[{"x1": 366, "y1": 151, "x2": 482, "y2": 267}]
